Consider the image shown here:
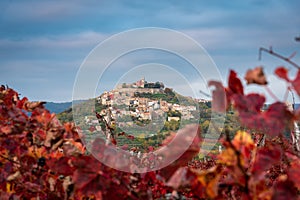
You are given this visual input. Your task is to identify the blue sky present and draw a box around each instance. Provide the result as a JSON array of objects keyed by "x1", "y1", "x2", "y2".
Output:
[{"x1": 1, "y1": 0, "x2": 300, "y2": 102}]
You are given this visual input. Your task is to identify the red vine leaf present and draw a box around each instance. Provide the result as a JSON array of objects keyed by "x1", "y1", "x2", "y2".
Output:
[
  {"x1": 16, "y1": 97, "x2": 28, "y2": 109},
  {"x1": 47, "y1": 157, "x2": 75, "y2": 176},
  {"x1": 228, "y1": 70, "x2": 244, "y2": 95},
  {"x1": 166, "y1": 167, "x2": 196, "y2": 189},
  {"x1": 251, "y1": 144, "x2": 282, "y2": 177},
  {"x1": 233, "y1": 93, "x2": 265, "y2": 114},
  {"x1": 272, "y1": 176, "x2": 298, "y2": 200},
  {"x1": 237, "y1": 101, "x2": 293, "y2": 137},
  {"x1": 275, "y1": 67, "x2": 290, "y2": 82},
  {"x1": 159, "y1": 125, "x2": 201, "y2": 180},
  {"x1": 275, "y1": 67, "x2": 300, "y2": 96},
  {"x1": 287, "y1": 160, "x2": 300, "y2": 190},
  {"x1": 71, "y1": 156, "x2": 106, "y2": 199}
]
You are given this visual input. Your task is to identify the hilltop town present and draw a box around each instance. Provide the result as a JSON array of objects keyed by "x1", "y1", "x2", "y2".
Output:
[{"x1": 90, "y1": 78, "x2": 203, "y2": 126}]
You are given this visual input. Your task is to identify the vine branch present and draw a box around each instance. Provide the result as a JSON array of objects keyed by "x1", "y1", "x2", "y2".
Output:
[
  {"x1": 259, "y1": 47, "x2": 300, "y2": 70},
  {"x1": 0, "y1": 154, "x2": 20, "y2": 165}
]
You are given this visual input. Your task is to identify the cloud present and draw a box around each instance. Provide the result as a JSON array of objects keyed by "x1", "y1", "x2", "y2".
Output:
[
  {"x1": 0, "y1": 31, "x2": 109, "y2": 101},
  {"x1": 1, "y1": 0, "x2": 300, "y2": 102},
  {"x1": 0, "y1": 31, "x2": 107, "y2": 53}
]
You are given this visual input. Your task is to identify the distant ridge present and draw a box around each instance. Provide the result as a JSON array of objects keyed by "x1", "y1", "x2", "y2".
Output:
[{"x1": 45, "y1": 100, "x2": 86, "y2": 114}]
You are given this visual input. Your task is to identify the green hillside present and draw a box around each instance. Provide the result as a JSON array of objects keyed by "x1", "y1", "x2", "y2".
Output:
[{"x1": 55, "y1": 84, "x2": 240, "y2": 154}]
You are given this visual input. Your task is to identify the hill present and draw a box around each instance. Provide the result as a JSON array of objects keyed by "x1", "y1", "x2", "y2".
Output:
[
  {"x1": 44, "y1": 100, "x2": 86, "y2": 114},
  {"x1": 44, "y1": 102, "x2": 72, "y2": 114},
  {"x1": 56, "y1": 86, "x2": 200, "y2": 124},
  {"x1": 54, "y1": 79, "x2": 234, "y2": 153}
]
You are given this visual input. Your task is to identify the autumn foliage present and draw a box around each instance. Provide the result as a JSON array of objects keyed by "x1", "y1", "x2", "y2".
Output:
[{"x1": 1, "y1": 64, "x2": 300, "y2": 199}]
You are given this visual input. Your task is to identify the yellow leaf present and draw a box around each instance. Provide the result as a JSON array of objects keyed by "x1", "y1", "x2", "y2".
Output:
[
  {"x1": 232, "y1": 130, "x2": 254, "y2": 150},
  {"x1": 27, "y1": 146, "x2": 47, "y2": 158},
  {"x1": 207, "y1": 173, "x2": 221, "y2": 198},
  {"x1": 194, "y1": 166, "x2": 221, "y2": 198},
  {"x1": 6, "y1": 182, "x2": 15, "y2": 193},
  {"x1": 218, "y1": 147, "x2": 237, "y2": 166}
]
